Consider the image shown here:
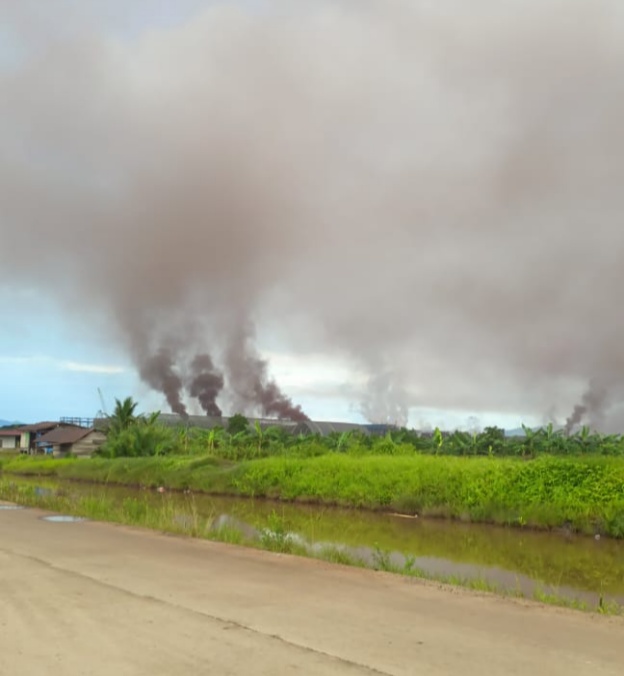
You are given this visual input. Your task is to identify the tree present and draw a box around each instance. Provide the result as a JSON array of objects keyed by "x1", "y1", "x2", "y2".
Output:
[
  {"x1": 476, "y1": 426, "x2": 506, "y2": 455},
  {"x1": 447, "y1": 430, "x2": 473, "y2": 456},
  {"x1": 107, "y1": 397, "x2": 139, "y2": 435},
  {"x1": 227, "y1": 413, "x2": 249, "y2": 436}
]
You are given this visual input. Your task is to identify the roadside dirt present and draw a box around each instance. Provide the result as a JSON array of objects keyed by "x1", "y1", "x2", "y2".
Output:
[{"x1": 1, "y1": 503, "x2": 622, "y2": 675}]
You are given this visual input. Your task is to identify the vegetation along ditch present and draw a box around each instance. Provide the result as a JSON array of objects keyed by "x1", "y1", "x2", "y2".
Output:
[
  {"x1": 2, "y1": 451, "x2": 624, "y2": 538},
  {"x1": 0, "y1": 476, "x2": 622, "y2": 615}
]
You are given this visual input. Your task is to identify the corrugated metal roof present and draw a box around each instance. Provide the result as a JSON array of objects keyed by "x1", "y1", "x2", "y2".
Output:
[
  {"x1": 292, "y1": 421, "x2": 370, "y2": 436},
  {"x1": 0, "y1": 429, "x2": 22, "y2": 436},
  {"x1": 157, "y1": 414, "x2": 225, "y2": 429},
  {"x1": 156, "y1": 414, "x2": 298, "y2": 431},
  {"x1": 37, "y1": 427, "x2": 94, "y2": 445},
  {"x1": 19, "y1": 422, "x2": 65, "y2": 432},
  {"x1": 94, "y1": 413, "x2": 382, "y2": 437}
]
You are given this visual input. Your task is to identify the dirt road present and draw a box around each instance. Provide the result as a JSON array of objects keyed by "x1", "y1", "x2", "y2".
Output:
[{"x1": 0, "y1": 503, "x2": 622, "y2": 675}]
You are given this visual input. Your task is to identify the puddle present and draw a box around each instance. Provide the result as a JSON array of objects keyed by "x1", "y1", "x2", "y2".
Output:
[
  {"x1": 0, "y1": 504, "x2": 25, "y2": 510},
  {"x1": 42, "y1": 515, "x2": 88, "y2": 523}
]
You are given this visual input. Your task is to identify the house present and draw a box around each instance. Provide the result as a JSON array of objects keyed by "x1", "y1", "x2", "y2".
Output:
[
  {"x1": 19, "y1": 421, "x2": 68, "y2": 454},
  {"x1": 0, "y1": 429, "x2": 23, "y2": 453},
  {"x1": 18, "y1": 418, "x2": 99, "y2": 455},
  {"x1": 36, "y1": 427, "x2": 106, "y2": 458}
]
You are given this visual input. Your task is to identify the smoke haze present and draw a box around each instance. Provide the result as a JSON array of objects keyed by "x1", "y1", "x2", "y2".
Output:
[{"x1": 2, "y1": 1, "x2": 624, "y2": 428}]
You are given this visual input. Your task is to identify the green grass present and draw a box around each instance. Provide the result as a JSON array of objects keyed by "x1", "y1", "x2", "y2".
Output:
[
  {"x1": 0, "y1": 481, "x2": 204, "y2": 535},
  {"x1": 2, "y1": 453, "x2": 624, "y2": 537},
  {"x1": 230, "y1": 454, "x2": 624, "y2": 537},
  {"x1": 0, "y1": 455, "x2": 234, "y2": 492}
]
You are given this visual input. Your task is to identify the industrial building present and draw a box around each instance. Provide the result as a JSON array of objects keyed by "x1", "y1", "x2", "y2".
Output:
[{"x1": 154, "y1": 414, "x2": 398, "y2": 436}]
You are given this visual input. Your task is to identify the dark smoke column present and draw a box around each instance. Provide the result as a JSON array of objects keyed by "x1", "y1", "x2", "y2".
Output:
[
  {"x1": 254, "y1": 377, "x2": 309, "y2": 422},
  {"x1": 225, "y1": 324, "x2": 309, "y2": 422},
  {"x1": 188, "y1": 353, "x2": 224, "y2": 417},
  {"x1": 139, "y1": 350, "x2": 188, "y2": 418}
]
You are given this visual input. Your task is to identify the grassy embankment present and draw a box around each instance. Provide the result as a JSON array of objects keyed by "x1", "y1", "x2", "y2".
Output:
[{"x1": 2, "y1": 453, "x2": 624, "y2": 538}]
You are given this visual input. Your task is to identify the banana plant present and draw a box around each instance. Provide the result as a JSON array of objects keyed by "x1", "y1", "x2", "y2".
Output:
[
  {"x1": 254, "y1": 421, "x2": 265, "y2": 455},
  {"x1": 448, "y1": 431, "x2": 471, "y2": 456},
  {"x1": 432, "y1": 427, "x2": 444, "y2": 454},
  {"x1": 336, "y1": 431, "x2": 353, "y2": 452},
  {"x1": 206, "y1": 428, "x2": 219, "y2": 453},
  {"x1": 521, "y1": 424, "x2": 537, "y2": 458}
]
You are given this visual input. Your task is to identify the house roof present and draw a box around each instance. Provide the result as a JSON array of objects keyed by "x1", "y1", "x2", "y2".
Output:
[
  {"x1": 0, "y1": 429, "x2": 22, "y2": 436},
  {"x1": 19, "y1": 421, "x2": 64, "y2": 433},
  {"x1": 37, "y1": 427, "x2": 94, "y2": 445}
]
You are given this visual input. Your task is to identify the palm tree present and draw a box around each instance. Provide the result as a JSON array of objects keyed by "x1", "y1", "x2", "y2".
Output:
[{"x1": 108, "y1": 397, "x2": 139, "y2": 435}]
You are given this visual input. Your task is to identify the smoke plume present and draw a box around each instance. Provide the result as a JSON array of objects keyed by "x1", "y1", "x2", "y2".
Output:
[
  {"x1": 139, "y1": 351, "x2": 187, "y2": 418},
  {"x1": 187, "y1": 354, "x2": 224, "y2": 417},
  {"x1": 361, "y1": 372, "x2": 409, "y2": 427},
  {"x1": 564, "y1": 381, "x2": 609, "y2": 435},
  {"x1": 225, "y1": 325, "x2": 309, "y2": 422},
  {"x1": 2, "y1": 1, "x2": 624, "y2": 427}
]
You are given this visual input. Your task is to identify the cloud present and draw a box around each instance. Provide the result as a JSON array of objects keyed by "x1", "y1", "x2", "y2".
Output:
[
  {"x1": 59, "y1": 361, "x2": 126, "y2": 375},
  {"x1": 0, "y1": 355, "x2": 125, "y2": 375},
  {"x1": 260, "y1": 351, "x2": 367, "y2": 389}
]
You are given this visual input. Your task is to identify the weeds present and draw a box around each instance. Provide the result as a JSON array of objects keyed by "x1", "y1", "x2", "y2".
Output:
[
  {"x1": 259, "y1": 511, "x2": 303, "y2": 554},
  {"x1": 372, "y1": 544, "x2": 393, "y2": 571},
  {"x1": 3, "y1": 453, "x2": 624, "y2": 538},
  {"x1": 210, "y1": 525, "x2": 245, "y2": 545},
  {"x1": 314, "y1": 545, "x2": 365, "y2": 567}
]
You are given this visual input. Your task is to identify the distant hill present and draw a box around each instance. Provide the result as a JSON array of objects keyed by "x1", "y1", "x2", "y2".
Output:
[
  {"x1": 505, "y1": 427, "x2": 528, "y2": 437},
  {"x1": 0, "y1": 419, "x2": 22, "y2": 428}
]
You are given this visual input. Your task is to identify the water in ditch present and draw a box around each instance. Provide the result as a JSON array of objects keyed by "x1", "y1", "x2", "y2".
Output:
[{"x1": 1, "y1": 476, "x2": 623, "y2": 607}]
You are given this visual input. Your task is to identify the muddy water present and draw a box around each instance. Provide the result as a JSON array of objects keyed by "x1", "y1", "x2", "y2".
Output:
[{"x1": 4, "y1": 477, "x2": 624, "y2": 607}]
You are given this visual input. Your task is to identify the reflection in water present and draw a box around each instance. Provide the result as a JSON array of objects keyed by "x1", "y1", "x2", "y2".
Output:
[
  {"x1": 3, "y1": 477, "x2": 623, "y2": 606},
  {"x1": 207, "y1": 515, "x2": 619, "y2": 607}
]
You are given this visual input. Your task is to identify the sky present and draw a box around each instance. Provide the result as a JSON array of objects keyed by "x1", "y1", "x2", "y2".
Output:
[
  {"x1": 0, "y1": 293, "x2": 512, "y2": 429},
  {"x1": 2, "y1": 1, "x2": 622, "y2": 431}
]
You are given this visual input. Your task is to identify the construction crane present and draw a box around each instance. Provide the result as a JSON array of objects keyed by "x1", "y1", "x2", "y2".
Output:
[{"x1": 97, "y1": 388, "x2": 109, "y2": 418}]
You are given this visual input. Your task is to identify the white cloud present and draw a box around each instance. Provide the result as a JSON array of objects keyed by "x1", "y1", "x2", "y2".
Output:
[
  {"x1": 0, "y1": 356, "x2": 32, "y2": 365},
  {"x1": 60, "y1": 361, "x2": 126, "y2": 375},
  {"x1": 0, "y1": 355, "x2": 126, "y2": 375}
]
